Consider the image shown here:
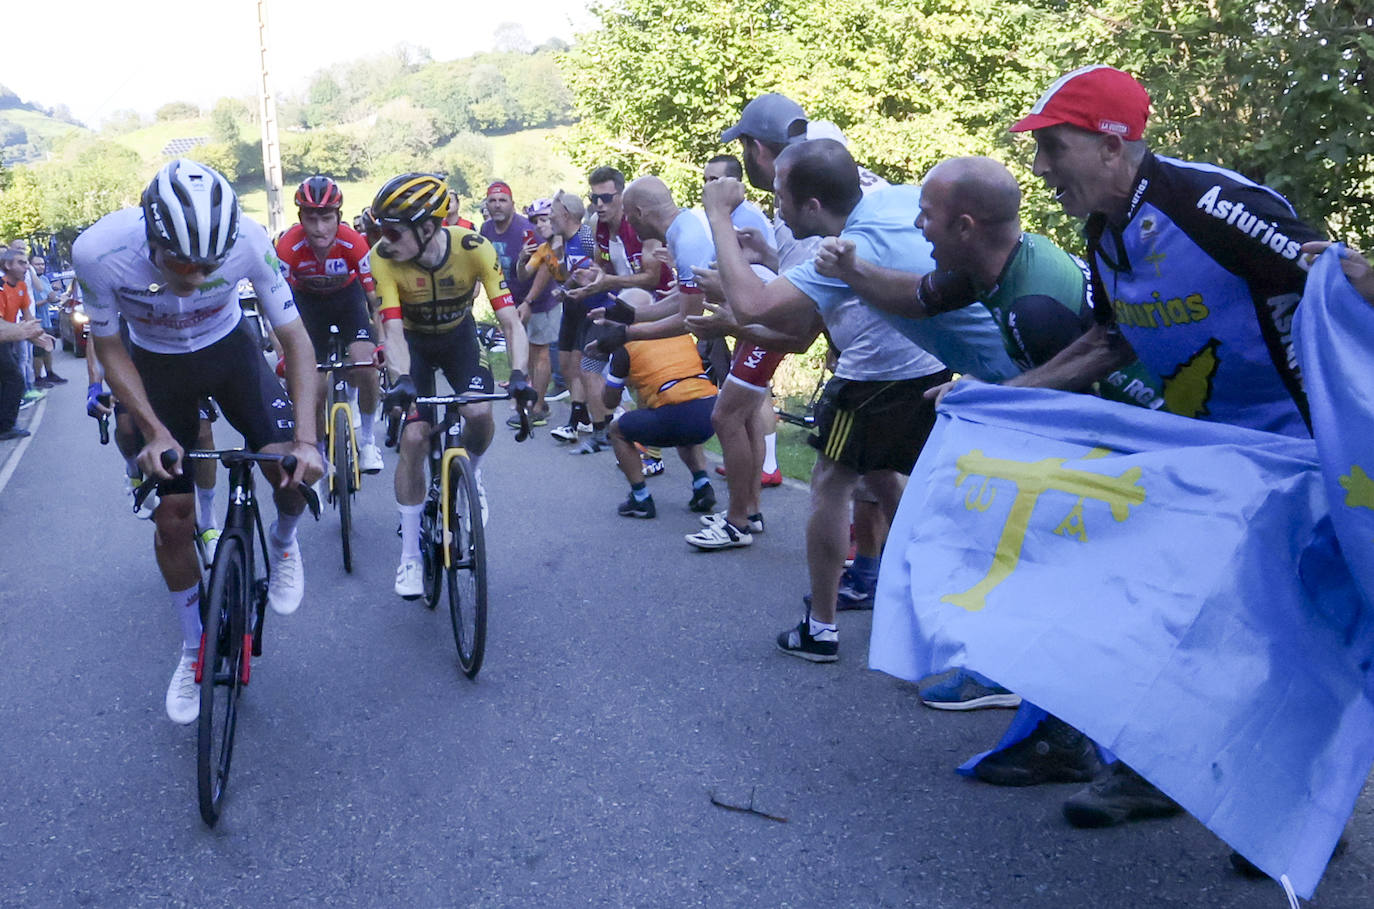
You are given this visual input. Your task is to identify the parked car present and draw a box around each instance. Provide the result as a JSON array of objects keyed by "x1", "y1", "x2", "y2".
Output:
[{"x1": 49, "y1": 270, "x2": 89, "y2": 358}]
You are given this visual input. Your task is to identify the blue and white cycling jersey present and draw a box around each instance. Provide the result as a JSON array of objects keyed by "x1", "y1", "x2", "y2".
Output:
[{"x1": 1086, "y1": 153, "x2": 1323, "y2": 437}]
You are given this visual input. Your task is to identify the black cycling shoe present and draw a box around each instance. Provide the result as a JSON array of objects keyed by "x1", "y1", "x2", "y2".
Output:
[
  {"x1": 617, "y1": 493, "x2": 656, "y2": 519},
  {"x1": 687, "y1": 482, "x2": 717, "y2": 513}
]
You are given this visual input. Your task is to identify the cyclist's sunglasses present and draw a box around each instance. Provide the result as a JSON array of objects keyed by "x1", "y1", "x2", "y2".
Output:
[
  {"x1": 161, "y1": 253, "x2": 219, "y2": 277},
  {"x1": 588, "y1": 191, "x2": 619, "y2": 204}
]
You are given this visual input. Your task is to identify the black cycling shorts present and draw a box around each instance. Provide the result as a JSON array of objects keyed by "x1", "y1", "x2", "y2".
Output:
[
  {"x1": 405, "y1": 315, "x2": 494, "y2": 425},
  {"x1": 294, "y1": 283, "x2": 374, "y2": 364},
  {"x1": 808, "y1": 371, "x2": 952, "y2": 475},
  {"x1": 557, "y1": 295, "x2": 588, "y2": 353},
  {"x1": 132, "y1": 320, "x2": 296, "y2": 495}
]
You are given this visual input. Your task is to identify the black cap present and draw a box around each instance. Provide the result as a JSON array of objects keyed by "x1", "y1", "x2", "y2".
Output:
[{"x1": 720, "y1": 93, "x2": 808, "y2": 145}]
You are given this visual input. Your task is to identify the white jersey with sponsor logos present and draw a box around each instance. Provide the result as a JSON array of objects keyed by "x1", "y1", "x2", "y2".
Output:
[{"x1": 73, "y1": 207, "x2": 297, "y2": 355}]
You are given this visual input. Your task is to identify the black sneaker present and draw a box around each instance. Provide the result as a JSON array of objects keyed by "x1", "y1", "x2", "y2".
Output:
[
  {"x1": 617, "y1": 493, "x2": 656, "y2": 519},
  {"x1": 776, "y1": 599, "x2": 838, "y2": 663},
  {"x1": 1062, "y1": 762, "x2": 1182, "y2": 828},
  {"x1": 974, "y1": 714, "x2": 1103, "y2": 787},
  {"x1": 687, "y1": 482, "x2": 717, "y2": 513}
]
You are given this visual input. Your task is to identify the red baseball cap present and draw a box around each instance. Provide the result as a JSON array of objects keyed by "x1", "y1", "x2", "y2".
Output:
[{"x1": 1010, "y1": 65, "x2": 1151, "y2": 141}]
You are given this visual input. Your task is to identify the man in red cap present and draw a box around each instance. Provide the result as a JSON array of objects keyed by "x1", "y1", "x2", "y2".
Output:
[{"x1": 981, "y1": 65, "x2": 1368, "y2": 847}]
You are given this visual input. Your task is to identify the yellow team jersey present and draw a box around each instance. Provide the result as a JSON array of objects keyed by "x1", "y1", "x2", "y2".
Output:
[
  {"x1": 373, "y1": 227, "x2": 514, "y2": 334},
  {"x1": 620, "y1": 337, "x2": 715, "y2": 409}
]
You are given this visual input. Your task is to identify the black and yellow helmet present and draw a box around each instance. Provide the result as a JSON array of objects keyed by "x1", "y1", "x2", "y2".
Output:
[{"x1": 371, "y1": 173, "x2": 451, "y2": 226}]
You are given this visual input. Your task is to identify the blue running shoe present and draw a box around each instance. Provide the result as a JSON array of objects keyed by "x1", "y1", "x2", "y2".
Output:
[{"x1": 920, "y1": 669, "x2": 1021, "y2": 710}]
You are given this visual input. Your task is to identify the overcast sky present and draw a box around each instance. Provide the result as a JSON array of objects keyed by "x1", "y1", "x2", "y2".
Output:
[{"x1": 3, "y1": 0, "x2": 596, "y2": 127}]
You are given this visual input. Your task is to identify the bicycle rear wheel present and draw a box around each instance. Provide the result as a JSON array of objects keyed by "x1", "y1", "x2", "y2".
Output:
[
  {"x1": 446, "y1": 455, "x2": 487, "y2": 678},
  {"x1": 333, "y1": 407, "x2": 354, "y2": 573},
  {"x1": 198, "y1": 536, "x2": 246, "y2": 826}
]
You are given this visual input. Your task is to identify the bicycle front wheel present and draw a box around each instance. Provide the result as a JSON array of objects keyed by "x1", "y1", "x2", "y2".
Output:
[
  {"x1": 198, "y1": 535, "x2": 247, "y2": 826},
  {"x1": 333, "y1": 406, "x2": 354, "y2": 573},
  {"x1": 446, "y1": 455, "x2": 487, "y2": 678}
]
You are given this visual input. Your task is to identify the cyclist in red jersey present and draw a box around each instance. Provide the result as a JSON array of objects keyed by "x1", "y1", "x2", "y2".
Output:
[{"x1": 276, "y1": 176, "x2": 386, "y2": 473}]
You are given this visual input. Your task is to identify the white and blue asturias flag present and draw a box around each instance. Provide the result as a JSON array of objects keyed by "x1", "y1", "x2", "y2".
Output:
[
  {"x1": 1294, "y1": 246, "x2": 1374, "y2": 613},
  {"x1": 870, "y1": 374, "x2": 1374, "y2": 898}
]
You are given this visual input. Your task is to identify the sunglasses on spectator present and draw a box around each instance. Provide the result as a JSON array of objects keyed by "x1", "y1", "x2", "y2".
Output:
[{"x1": 588, "y1": 192, "x2": 619, "y2": 204}]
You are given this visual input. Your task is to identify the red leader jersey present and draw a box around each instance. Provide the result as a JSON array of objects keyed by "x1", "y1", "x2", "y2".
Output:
[{"x1": 275, "y1": 223, "x2": 376, "y2": 296}]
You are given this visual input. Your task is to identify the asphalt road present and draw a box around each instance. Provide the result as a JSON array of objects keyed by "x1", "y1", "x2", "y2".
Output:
[{"x1": 1, "y1": 349, "x2": 1371, "y2": 908}]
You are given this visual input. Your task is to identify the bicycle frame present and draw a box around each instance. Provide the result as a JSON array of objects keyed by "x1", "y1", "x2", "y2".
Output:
[{"x1": 318, "y1": 328, "x2": 375, "y2": 496}]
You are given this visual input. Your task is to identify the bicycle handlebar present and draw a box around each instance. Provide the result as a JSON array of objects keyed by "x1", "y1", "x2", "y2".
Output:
[
  {"x1": 315, "y1": 360, "x2": 380, "y2": 373},
  {"x1": 134, "y1": 449, "x2": 320, "y2": 518}
]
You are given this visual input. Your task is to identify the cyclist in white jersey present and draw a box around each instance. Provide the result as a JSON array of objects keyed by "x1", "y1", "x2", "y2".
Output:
[{"x1": 74, "y1": 159, "x2": 324, "y2": 725}]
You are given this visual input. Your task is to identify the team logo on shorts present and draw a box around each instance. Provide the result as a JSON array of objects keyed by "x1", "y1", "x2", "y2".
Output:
[
  {"x1": 272, "y1": 398, "x2": 288, "y2": 409},
  {"x1": 467, "y1": 376, "x2": 485, "y2": 390}
]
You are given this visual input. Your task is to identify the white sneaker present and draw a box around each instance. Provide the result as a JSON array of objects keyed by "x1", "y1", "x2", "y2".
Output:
[
  {"x1": 685, "y1": 519, "x2": 754, "y2": 551},
  {"x1": 699, "y1": 511, "x2": 765, "y2": 534},
  {"x1": 359, "y1": 443, "x2": 384, "y2": 474},
  {"x1": 165, "y1": 652, "x2": 199, "y2": 725},
  {"x1": 474, "y1": 469, "x2": 489, "y2": 527},
  {"x1": 550, "y1": 423, "x2": 578, "y2": 443},
  {"x1": 576, "y1": 421, "x2": 594, "y2": 434},
  {"x1": 267, "y1": 533, "x2": 305, "y2": 615},
  {"x1": 394, "y1": 558, "x2": 423, "y2": 599},
  {"x1": 198, "y1": 528, "x2": 221, "y2": 566},
  {"x1": 127, "y1": 475, "x2": 158, "y2": 519}
]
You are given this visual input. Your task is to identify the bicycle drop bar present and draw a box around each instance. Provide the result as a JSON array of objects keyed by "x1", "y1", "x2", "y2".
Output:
[
  {"x1": 314, "y1": 360, "x2": 379, "y2": 373},
  {"x1": 135, "y1": 450, "x2": 322, "y2": 517},
  {"x1": 413, "y1": 392, "x2": 532, "y2": 442}
]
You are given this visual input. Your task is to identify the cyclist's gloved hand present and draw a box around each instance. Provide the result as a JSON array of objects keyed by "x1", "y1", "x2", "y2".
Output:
[
  {"x1": 916, "y1": 269, "x2": 978, "y2": 315},
  {"x1": 87, "y1": 382, "x2": 107, "y2": 418},
  {"x1": 508, "y1": 368, "x2": 537, "y2": 411},
  {"x1": 384, "y1": 374, "x2": 417, "y2": 411},
  {"x1": 602, "y1": 296, "x2": 637, "y2": 324},
  {"x1": 586, "y1": 322, "x2": 628, "y2": 358}
]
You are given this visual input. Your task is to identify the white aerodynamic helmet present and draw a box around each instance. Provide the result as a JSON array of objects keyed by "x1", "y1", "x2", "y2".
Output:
[{"x1": 141, "y1": 158, "x2": 240, "y2": 267}]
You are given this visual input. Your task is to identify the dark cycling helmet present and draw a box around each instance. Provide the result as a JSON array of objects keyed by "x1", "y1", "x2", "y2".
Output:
[
  {"x1": 359, "y1": 206, "x2": 380, "y2": 234},
  {"x1": 295, "y1": 175, "x2": 343, "y2": 210},
  {"x1": 141, "y1": 158, "x2": 240, "y2": 267},
  {"x1": 372, "y1": 173, "x2": 451, "y2": 226}
]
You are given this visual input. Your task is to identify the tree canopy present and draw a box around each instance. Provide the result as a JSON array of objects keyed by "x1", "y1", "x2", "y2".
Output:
[{"x1": 561, "y1": 0, "x2": 1373, "y2": 246}]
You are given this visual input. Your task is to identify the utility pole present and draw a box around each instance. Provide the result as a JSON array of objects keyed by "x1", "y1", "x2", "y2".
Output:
[{"x1": 257, "y1": 0, "x2": 285, "y2": 235}]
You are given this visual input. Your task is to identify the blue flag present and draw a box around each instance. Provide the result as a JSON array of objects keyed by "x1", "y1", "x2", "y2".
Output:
[
  {"x1": 870, "y1": 382, "x2": 1374, "y2": 898},
  {"x1": 1294, "y1": 246, "x2": 1374, "y2": 612}
]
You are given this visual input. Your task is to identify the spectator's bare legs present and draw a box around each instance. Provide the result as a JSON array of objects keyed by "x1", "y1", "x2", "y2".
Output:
[
  {"x1": 806, "y1": 456, "x2": 863, "y2": 626},
  {"x1": 529, "y1": 342, "x2": 551, "y2": 414},
  {"x1": 583, "y1": 368, "x2": 610, "y2": 425},
  {"x1": 675, "y1": 442, "x2": 707, "y2": 475},
  {"x1": 712, "y1": 380, "x2": 766, "y2": 528},
  {"x1": 608, "y1": 418, "x2": 643, "y2": 485}
]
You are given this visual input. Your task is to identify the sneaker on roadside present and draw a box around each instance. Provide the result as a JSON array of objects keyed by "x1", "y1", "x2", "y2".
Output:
[
  {"x1": 47, "y1": 373, "x2": 69, "y2": 385},
  {"x1": 685, "y1": 518, "x2": 753, "y2": 550},
  {"x1": 776, "y1": 603, "x2": 838, "y2": 663},
  {"x1": 267, "y1": 536, "x2": 305, "y2": 615},
  {"x1": 359, "y1": 443, "x2": 384, "y2": 474},
  {"x1": 973, "y1": 715, "x2": 1102, "y2": 787},
  {"x1": 530, "y1": 409, "x2": 550, "y2": 427},
  {"x1": 1062, "y1": 762, "x2": 1181, "y2": 828},
  {"x1": 699, "y1": 511, "x2": 765, "y2": 534},
  {"x1": 920, "y1": 669, "x2": 1021, "y2": 710},
  {"x1": 569, "y1": 436, "x2": 607, "y2": 455},
  {"x1": 835, "y1": 567, "x2": 875, "y2": 610},
  {"x1": 22, "y1": 388, "x2": 45, "y2": 403},
  {"x1": 760, "y1": 468, "x2": 783, "y2": 487},
  {"x1": 198, "y1": 528, "x2": 221, "y2": 566},
  {"x1": 617, "y1": 492, "x2": 656, "y2": 518},
  {"x1": 394, "y1": 558, "x2": 423, "y2": 598},
  {"x1": 0, "y1": 427, "x2": 31, "y2": 441},
  {"x1": 165, "y1": 652, "x2": 199, "y2": 725},
  {"x1": 546, "y1": 384, "x2": 571, "y2": 402},
  {"x1": 576, "y1": 421, "x2": 594, "y2": 434},
  {"x1": 550, "y1": 423, "x2": 578, "y2": 443},
  {"x1": 687, "y1": 482, "x2": 717, "y2": 513}
]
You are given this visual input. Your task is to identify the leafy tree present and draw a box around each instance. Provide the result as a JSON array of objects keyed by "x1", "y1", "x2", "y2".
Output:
[
  {"x1": 156, "y1": 101, "x2": 201, "y2": 122},
  {"x1": 0, "y1": 167, "x2": 45, "y2": 239},
  {"x1": 103, "y1": 109, "x2": 147, "y2": 135},
  {"x1": 210, "y1": 105, "x2": 241, "y2": 145},
  {"x1": 36, "y1": 139, "x2": 144, "y2": 231},
  {"x1": 436, "y1": 132, "x2": 495, "y2": 200},
  {"x1": 561, "y1": 0, "x2": 1372, "y2": 247}
]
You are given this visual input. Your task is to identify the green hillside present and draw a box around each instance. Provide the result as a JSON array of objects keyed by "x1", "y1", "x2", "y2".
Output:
[{"x1": 0, "y1": 107, "x2": 90, "y2": 164}]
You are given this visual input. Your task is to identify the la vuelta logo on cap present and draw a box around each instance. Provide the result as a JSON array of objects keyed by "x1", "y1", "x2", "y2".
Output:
[{"x1": 1098, "y1": 119, "x2": 1129, "y2": 135}]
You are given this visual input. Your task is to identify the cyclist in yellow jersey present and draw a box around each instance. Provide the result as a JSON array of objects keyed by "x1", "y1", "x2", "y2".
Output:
[{"x1": 371, "y1": 173, "x2": 535, "y2": 598}]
